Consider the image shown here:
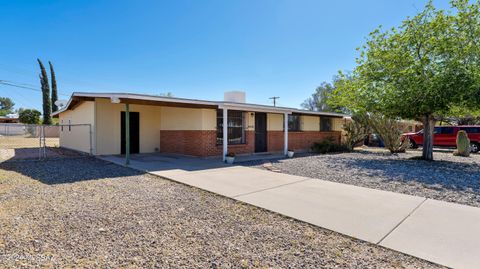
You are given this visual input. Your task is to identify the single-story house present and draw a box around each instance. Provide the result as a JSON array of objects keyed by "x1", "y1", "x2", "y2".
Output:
[
  {"x1": 0, "y1": 115, "x2": 19, "y2": 123},
  {"x1": 52, "y1": 92, "x2": 346, "y2": 160}
]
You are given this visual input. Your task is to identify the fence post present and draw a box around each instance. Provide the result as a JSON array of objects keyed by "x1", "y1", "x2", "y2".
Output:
[
  {"x1": 89, "y1": 124, "x2": 93, "y2": 155},
  {"x1": 5, "y1": 124, "x2": 8, "y2": 146},
  {"x1": 39, "y1": 125, "x2": 42, "y2": 159},
  {"x1": 43, "y1": 125, "x2": 46, "y2": 158}
]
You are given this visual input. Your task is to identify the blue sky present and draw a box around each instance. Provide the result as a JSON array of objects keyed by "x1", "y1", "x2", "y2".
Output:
[{"x1": 0, "y1": 0, "x2": 451, "y2": 111}]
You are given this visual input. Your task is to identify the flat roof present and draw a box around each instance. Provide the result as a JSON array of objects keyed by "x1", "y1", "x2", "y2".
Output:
[{"x1": 52, "y1": 92, "x2": 347, "y2": 118}]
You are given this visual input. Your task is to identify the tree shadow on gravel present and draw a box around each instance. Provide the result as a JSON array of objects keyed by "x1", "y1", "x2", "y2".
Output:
[
  {"x1": 340, "y1": 157, "x2": 480, "y2": 193},
  {"x1": 0, "y1": 157, "x2": 144, "y2": 185}
]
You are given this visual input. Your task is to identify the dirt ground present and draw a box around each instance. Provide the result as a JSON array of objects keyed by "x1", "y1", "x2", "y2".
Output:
[
  {"x1": 0, "y1": 157, "x2": 442, "y2": 268},
  {"x1": 0, "y1": 137, "x2": 77, "y2": 160}
]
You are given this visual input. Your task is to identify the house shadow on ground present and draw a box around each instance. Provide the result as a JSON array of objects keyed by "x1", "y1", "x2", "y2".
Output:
[{"x1": 0, "y1": 156, "x2": 145, "y2": 185}]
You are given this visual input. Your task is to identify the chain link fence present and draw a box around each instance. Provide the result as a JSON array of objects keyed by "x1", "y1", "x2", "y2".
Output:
[{"x1": 0, "y1": 123, "x2": 92, "y2": 161}]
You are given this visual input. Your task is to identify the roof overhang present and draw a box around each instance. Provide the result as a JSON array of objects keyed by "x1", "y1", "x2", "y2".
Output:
[
  {"x1": 290, "y1": 109, "x2": 345, "y2": 118},
  {"x1": 52, "y1": 92, "x2": 348, "y2": 118},
  {"x1": 52, "y1": 92, "x2": 219, "y2": 116}
]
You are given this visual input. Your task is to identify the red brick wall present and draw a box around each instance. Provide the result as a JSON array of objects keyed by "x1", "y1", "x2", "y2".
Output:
[
  {"x1": 160, "y1": 130, "x2": 254, "y2": 157},
  {"x1": 289, "y1": 131, "x2": 341, "y2": 151},
  {"x1": 160, "y1": 130, "x2": 341, "y2": 156},
  {"x1": 268, "y1": 131, "x2": 341, "y2": 152},
  {"x1": 267, "y1": 131, "x2": 284, "y2": 152}
]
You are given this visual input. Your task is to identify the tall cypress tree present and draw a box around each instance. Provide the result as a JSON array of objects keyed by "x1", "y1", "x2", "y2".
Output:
[
  {"x1": 37, "y1": 59, "x2": 52, "y2": 125},
  {"x1": 49, "y1": 61, "x2": 58, "y2": 112}
]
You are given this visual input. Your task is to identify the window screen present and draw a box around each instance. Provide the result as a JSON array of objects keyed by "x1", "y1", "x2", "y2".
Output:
[
  {"x1": 217, "y1": 110, "x2": 246, "y2": 145},
  {"x1": 320, "y1": 117, "x2": 333, "y2": 131},
  {"x1": 288, "y1": 115, "x2": 301, "y2": 131}
]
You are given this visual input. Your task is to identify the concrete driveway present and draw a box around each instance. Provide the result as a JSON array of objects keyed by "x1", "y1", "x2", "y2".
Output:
[{"x1": 101, "y1": 153, "x2": 480, "y2": 269}]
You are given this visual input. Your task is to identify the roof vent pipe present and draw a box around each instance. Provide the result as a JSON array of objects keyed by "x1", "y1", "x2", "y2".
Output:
[{"x1": 224, "y1": 91, "x2": 246, "y2": 103}]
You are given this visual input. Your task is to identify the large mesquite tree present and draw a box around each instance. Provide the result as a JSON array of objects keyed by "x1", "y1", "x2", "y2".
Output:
[
  {"x1": 37, "y1": 59, "x2": 52, "y2": 125},
  {"x1": 330, "y1": 0, "x2": 480, "y2": 160}
]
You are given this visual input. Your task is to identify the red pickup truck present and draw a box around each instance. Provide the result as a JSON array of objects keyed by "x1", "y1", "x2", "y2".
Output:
[{"x1": 403, "y1": 126, "x2": 480, "y2": 153}]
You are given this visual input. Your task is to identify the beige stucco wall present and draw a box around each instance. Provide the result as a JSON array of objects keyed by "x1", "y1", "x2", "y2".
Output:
[
  {"x1": 267, "y1": 113, "x2": 284, "y2": 131},
  {"x1": 160, "y1": 107, "x2": 217, "y2": 131},
  {"x1": 266, "y1": 114, "x2": 344, "y2": 132},
  {"x1": 95, "y1": 98, "x2": 162, "y2": 155},
  {"x1": 301, "y1": 115, "x2": 320, "y2": 131},
  {"x1": 59, "y1": 101, "x2": 94, "y2": 153},
  {"x1": 94, "y1": 99, "x2": 219, "y2": 155},
  {"x1": 245, "y1": 112, "x2": 255, "y2": 131},
  {"x1": 332, "y1": 117, "x2": 344, "y2": 131}
]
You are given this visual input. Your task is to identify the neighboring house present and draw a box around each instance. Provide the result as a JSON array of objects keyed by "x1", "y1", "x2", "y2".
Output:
[
  {"x1": 52, "y1": 92, "x2": 346, "y2": 158},
  {"x1": 400, "y1": 120, "x2": 423, "y2": 133},
  {"x1": 0, "y1": 114, "x2": 19, "y2": 123}
]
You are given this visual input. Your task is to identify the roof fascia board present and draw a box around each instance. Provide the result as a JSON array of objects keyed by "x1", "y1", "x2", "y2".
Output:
[
  {"x1": 218, "y1": 103, "x2": 293, "y2": 114},
  {"x1": 52, "y1": 92, "x2": 348, "y2": 118}
]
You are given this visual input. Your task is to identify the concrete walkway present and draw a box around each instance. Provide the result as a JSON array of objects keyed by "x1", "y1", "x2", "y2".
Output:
[{"x1": 101, "y1": 154, "x2": 480, "y2": 269}]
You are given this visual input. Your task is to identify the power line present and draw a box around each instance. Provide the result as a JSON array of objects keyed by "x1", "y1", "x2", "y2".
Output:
[
  {"x1": 0, "y1": 63, "x2": 121, "y2": 91},
  {"x1": 0, "y1": 80, "x2": 70, "y2": 97}
]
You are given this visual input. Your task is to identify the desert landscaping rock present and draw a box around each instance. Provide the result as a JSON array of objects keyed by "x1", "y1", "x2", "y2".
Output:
[
  {"x1": 0, "y1": 157, "x2": 441, "y2": 268},
  {"x1": 247, "y1": 149, "x2": 480, "y2": 208}
]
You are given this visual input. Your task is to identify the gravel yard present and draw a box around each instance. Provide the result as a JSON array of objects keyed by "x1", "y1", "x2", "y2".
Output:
[
  {"x1": 248, "y1": 149, "x2": 480, "y2": 208},
  {"x1": 0, "y1": 157, "x2": 441, "y2": 268}
]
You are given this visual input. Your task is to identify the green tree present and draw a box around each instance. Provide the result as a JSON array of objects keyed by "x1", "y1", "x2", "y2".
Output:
[
  {"x1": 37, "y1": 59, "x2": 52, "y2": 125},
  {"x1": 302, "y1": 77, "x2": 348, "y2": 112},
  {"x1": 18, "y1": 108, "x2": 41, "y2": 124},
  {"x1": 0, "y1": 97, "x2": 14, "y2": 111},
  {"x1": 49, "y1": 61, "x2": 58, "y2": 112},
  {"x1": 302, "y1": 82, "x2": 337, "y2": 112},
  {"x1": 329, "y1": 0, "x2": 480, "y2": 160},
  {"x1": 445, "y1": 106, "x2": 480, "y2": 125}
]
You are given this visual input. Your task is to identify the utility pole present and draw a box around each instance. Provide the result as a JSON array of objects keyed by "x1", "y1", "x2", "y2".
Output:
[{"x1": 269, "y1": 96, "x2": 280, "y2": 107}]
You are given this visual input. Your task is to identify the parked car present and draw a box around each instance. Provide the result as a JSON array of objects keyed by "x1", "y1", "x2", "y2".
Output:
[
  {"x1": 402, "y1": 126, "x2": 480, "y2": 153},
  {"x1": 364, "y1": 133, "x2": 384, "y2": 147}
]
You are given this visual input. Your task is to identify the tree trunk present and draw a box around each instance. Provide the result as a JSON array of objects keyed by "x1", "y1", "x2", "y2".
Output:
[{"x1": 421, "y1": 114, "x2": 436, "y2": 161}]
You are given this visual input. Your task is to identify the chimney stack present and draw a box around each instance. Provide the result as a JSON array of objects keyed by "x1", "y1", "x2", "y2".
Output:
[{"x1": 224, "y1": 91, "x2": 246, "y2": 103}]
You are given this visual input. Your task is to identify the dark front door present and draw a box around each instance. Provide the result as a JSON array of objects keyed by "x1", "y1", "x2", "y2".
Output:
[
  {"x1": 121, "y1": 111, "x2": 140, "y2": 154},
  {"x1": 255, "y1": 112, "x2": 267, "y2": 152}
]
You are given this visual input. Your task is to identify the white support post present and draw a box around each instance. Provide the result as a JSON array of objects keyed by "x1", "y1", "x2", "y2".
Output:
[
  {"x1": 223, "y1": 108, "x2": 228, "y2": 162},
  {"x1": 284, "y1": 113, "x2": 289, "y2": 155}
]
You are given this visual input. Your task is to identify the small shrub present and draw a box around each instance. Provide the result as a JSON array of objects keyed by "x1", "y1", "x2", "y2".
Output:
[
  {"x1": 343, "y1": 115, "x2": 370, "y2": 150},
  {"x1": 311, "y1": 137, "x2": 350, "y2": 154},
  {"x1": 454, "y1": 130, "x2": 470, "y2": 157},
  {"x1": 368, "y1": 113, "x2": 409, "y2": 153},
  {"x1": 226, "y1": 152, "x2": 235, "y2": 157}
]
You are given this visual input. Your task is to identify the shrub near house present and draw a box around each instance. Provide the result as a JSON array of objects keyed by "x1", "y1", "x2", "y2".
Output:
[{"x1": 311, "y1": 137, "x2": 350, "y2": 154}]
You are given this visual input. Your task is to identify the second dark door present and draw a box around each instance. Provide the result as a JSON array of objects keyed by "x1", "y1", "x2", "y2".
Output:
[
  {"x1": 255, "y1": 112, "x2": 267, "y2": 153},
  {"x1": 121, "y1": 111, "x2": 140, "y2": 154}
]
